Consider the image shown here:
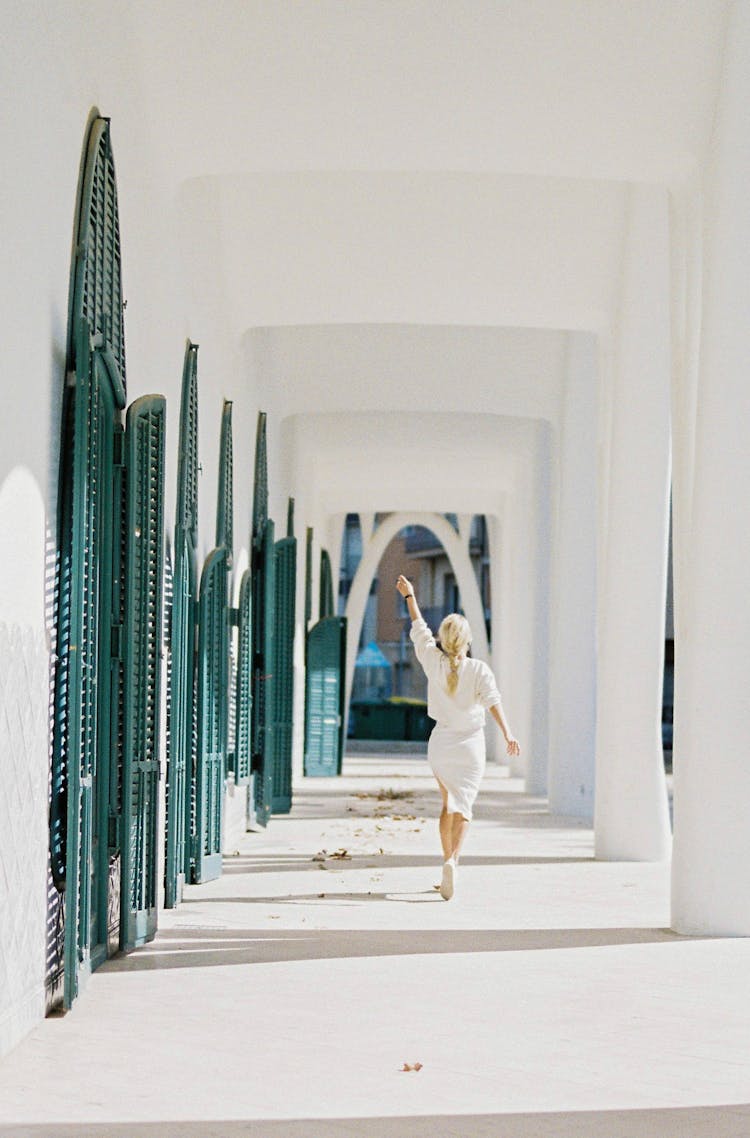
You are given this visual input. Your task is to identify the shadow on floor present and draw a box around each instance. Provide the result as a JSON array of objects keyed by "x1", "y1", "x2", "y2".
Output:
[
  {"x1": 218, "y1": 853, "x2": 595, "y2": 875},
  {"x1": 277, "y1": 781, "x2": 591, "y2": 830},
  {"x1": 101, "y1": 925, "x2": 697, "y2": 973},
  {"x1": 3, "y1": 1105, "x2": 750, "y2": 1138}
]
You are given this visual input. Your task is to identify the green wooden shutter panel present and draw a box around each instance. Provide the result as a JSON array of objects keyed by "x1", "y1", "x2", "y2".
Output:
[
  {"x1": 305, "y1": 616, "x2": 347, "y2": 777},
  {"x1": 235, "y1": 570, "x2": 253, "y2": 786},
  {"x1": 252, "y1": 412, "x2": 268, "y2": 548},
  {"x1": 50, "y1": 390, "x2": 77, "y2": 891},
  {"x1": 216, "y1": 400, "x2": 234, "y2": 557},
  {"x1": 272, "y1": 533, "x2": 296, "y2": 814},
  {"x1": 166, "y1": 344, "x2": 199, "y2": 907},
  {"x1": 304, "y1": 527, "x2": 313, "y2": 630},
  {"x1": 252, "y1": 518, "x2": 275, "y2": 828},
  {"x1": 176, "y1": 343, "x2": 199, "y2": 540},
  {"x1": 57, "y1": 327, "x2": 123, "y2": 1004},
  {"x1": 121, "y1": 395, "x2": 165, "y2": 950},
  {"x1": 53, "y1": 115, "x2": 130, "y2": 1007},
  {"x1": 72, "y1": 116, "x2": 127, "y2": 392},
  {"x1": 193, "y1": 547, "x2": 229, "y2": 882},
  {"x1": 249, "y1": 411, "x2": 272, "y2": 826},
  {"x1": 319, "y1": 549, "x2": 334, "y2": 619}
]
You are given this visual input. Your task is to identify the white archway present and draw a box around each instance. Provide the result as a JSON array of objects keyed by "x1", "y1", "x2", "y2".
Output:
[{"x1": 343, "y1": 510, "x2": 490, "y2": 741}]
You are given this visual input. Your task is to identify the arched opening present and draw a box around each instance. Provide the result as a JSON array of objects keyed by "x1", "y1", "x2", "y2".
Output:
[{"x1": 343, "y1": 515, "x2": 492, "y2": 743}]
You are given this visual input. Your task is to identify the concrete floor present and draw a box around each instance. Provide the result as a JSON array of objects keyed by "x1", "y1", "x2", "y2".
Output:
[{"x1": 1, "y1": 755, "x2": 750, "y2": 1138}]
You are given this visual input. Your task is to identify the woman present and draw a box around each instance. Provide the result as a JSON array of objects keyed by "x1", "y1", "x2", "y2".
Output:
[{"x1": 396, "y1": 574, "x2": 520, "y2": 900}]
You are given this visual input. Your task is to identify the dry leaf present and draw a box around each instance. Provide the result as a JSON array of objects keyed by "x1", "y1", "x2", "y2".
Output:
[
  {"x1": 330, "y1": 848, "x2": 351, "y2": 860},
  {"x1": 400, "y1": 1062, "x2": 423, "y2": 1072},
  {"x1": 312, "y1": 850, "x2": 327, "y2": 862}
]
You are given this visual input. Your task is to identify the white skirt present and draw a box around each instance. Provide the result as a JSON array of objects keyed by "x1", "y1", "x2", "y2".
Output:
[{"x1": 428, "y1": 725, "x2": 486, "y2": 821}]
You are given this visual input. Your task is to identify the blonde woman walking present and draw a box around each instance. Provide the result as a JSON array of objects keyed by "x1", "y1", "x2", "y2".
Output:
[{"x1": 396, "y1": 574, "x2": 520, "y2": 900}]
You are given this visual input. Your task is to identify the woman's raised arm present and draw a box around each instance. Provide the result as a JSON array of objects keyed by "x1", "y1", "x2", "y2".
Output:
[{"x1": 396, "y1": 574, "x2": 422, "y2": 623}]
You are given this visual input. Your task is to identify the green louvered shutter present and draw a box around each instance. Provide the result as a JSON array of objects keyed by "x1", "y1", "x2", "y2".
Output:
[
  {"x1": 252, "y1": 412, "x2": 268, "y2": 542},
  {"x1": 59, "y1": 320, "x2": 95, "y2": 1006},
  {"x1": 57, "y1": 327, "x2": 125, "y2": 1005},
  {"x1": 304, "y1": 527, "x2": 313, "y2": 630},
  {"x1": 193, "y1": 547, "x2": 229, "y2": 882},
  {"x1": 166, "y1": 343, "x2": 199, "y2": 908},
  {"x1": 235, "y1": 570, "x2": 252, "y2": 785},
  {"x1": 53, "y1": 115, "x2": 129, "y2": 1007},
  {"x1": 249, "y1": 412, "x2": 272, "y2": 827},
  {"x1": 272, "y1": 505, "x2": 296, "y2": 814},
  {"x1": 252, "y1": 518, "x2": 276, "y2": 827},
  {"x1": 70, "y1": 117, "x2": 127, "y2": 389},
  {"x1": 305, "y1": 616, "x2": 347, "y2": 777},
  {"x1": 216, "y1": 401, "x2": 234, "y2": 557},
  {"x1": 319, "y1": 549, "x2": 335, "y2": 618},
  {"x1": 121, "y1": 396, "x2": 165, "y2": 950}
]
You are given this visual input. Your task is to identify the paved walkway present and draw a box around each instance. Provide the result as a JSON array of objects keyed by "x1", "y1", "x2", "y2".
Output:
[{"x1": 1, "y1": 755, "x2": 750, "y2": 1137}]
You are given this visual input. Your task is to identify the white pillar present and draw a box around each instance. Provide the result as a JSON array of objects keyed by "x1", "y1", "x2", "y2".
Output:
[
  {"x1": 548, "y1": 332, "x2": 597, "y2": 818},
  {"x1": 672, "y1": 3, "x2": 750, "y2": 934},
  {"x1": 594, "y1": 183, "x2": 672, "y2": 861},
  {"x1": 488, "y1": 507, "x2": 516, "y2": 770},
  {"x1": 525, "y1": 423, "x2": 552, "y2": 797}
]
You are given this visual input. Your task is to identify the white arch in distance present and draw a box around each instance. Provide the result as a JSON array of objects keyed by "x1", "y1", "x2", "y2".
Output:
[{"x1": 343, "y1": 511, "x2": 490, "y2": 723}]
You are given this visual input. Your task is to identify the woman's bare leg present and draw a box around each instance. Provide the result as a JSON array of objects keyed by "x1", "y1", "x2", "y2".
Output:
[
  {"x1": 450, "y1": 813, "x2": 470, "y2": 862},
  {"x1": 436, "y1": 780, "x2": 452, "y2": 860}
]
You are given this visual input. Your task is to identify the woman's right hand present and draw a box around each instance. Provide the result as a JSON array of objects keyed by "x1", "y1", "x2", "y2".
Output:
[
  {"x1": 396, "y1": 575, "x2": 414, "y2": 598},
  {"x1": 506, "y1": 736, "x2": 520, "y2": 757}
]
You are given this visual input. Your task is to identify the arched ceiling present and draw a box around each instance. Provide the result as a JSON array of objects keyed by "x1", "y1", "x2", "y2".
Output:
[{"x1": 135, "y1": 2, "x2": 727, "y2": 450}]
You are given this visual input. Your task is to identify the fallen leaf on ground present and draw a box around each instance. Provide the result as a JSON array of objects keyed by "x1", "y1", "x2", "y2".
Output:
[
  {"x1": 401, "y1": 1062, "x2": 423, "y2": 1072},
  {"x1": 329, "y1": 848, "x2": 351, "y2": 860},
  {"x1": 312, "y1": 850, "x2": 327, "y2": 862}
]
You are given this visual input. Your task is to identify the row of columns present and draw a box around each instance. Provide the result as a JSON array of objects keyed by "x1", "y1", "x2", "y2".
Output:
[{"x1": 296, "y1": 6, "x2": 750, "y2": 935}]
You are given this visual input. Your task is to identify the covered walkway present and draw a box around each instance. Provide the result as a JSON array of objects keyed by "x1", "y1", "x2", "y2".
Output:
[{"x1": 1, "y1": 755, "x2": 749, "y2": 1138}]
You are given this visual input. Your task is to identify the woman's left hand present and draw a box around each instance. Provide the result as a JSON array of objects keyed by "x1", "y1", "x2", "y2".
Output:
[{"x1": 506, "y1": 737, "x2": 520, "y2": 757}]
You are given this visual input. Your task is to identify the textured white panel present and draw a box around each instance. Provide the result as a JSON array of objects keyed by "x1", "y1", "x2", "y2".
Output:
[{"x1": 0, "y1": 624, "x2": 49, "y2": 1057}]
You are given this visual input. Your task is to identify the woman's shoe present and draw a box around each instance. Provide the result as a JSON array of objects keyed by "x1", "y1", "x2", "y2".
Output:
[{"x1": 440, "y1": 858, "x2": 456, "y2": 900}]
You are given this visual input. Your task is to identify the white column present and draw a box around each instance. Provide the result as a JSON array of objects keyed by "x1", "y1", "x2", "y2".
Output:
[
  {"x1": 672, "y1": 3, "x2": 750, "y2": 934},
  {"x1": 594, "y1": 183, "x2": 672, "y2": 861},
  {"x1": 525, "y1": 422, "x2": 552, "y2": 797},
  {"x1": 488, "y1": 507, "x2": 517, "y2": 770},
  {"x1": 548, "y1": 333, "x2": 597, "y2": 818}
]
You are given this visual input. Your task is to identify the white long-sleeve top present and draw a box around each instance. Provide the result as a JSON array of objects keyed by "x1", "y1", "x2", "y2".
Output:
[{"x1": 409, "y1": 617, "x2": 501, "y2": 730}]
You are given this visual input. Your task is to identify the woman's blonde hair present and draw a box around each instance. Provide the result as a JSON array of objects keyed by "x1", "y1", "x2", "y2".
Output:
[{"x1": 438, "y1": 613, "x2": 472, "y2": 695}]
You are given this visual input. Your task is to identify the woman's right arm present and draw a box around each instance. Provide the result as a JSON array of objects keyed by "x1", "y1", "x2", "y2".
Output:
[
  {"x1": 397, "y1": 575, "x2": 439, "y2": 668},
  {"x1": 396, "y1": 574, "x2": 422, "y2": 622}
]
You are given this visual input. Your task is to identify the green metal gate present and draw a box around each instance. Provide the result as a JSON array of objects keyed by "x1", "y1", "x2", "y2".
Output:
[
  {"x1": 165, "y1": 343, "x2": 199, "y2": 908},
  {"x1": 272, "y1": 500, "x2": 297, "y2": 814},
  {"x1": 304, "y1": 616, "x2": 347, "y2": 777},
  {"x1": 121, "y1": 396, "x2": 166, "y2": 949}
]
